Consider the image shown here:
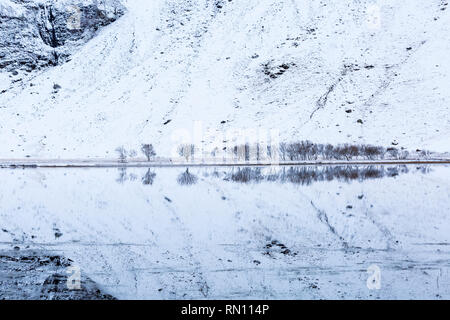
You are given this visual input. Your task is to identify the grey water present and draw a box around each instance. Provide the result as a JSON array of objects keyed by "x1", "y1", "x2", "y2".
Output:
[{"x1": 0, "y1": 165, "x2": 449, "y2": 299}]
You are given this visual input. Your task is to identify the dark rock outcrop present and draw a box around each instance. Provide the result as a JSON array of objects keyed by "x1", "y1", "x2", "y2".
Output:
[{"x1": 0, "y1": 0, "x2": 125, "y2": 72}]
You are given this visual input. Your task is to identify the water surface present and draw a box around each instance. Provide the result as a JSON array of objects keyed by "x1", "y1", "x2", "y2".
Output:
[{"x1": 0, "y1": 165, "x2": 449, "y2": 299}]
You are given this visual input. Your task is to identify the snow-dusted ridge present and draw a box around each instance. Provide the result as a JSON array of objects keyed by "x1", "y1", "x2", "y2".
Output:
[{"x1": 1, "y1": 0, "x2": 449, "y2": 159}]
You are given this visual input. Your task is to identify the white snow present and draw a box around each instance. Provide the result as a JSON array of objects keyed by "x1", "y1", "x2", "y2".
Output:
[
  {"x1": 2, "y1": 1, "x2": 449, "y2": 300},
  {"x1": 0, "y1": 1, "x2": 24, "y2": 17},
  {"x1": 0, "y1": 0, "x2": 449, "y2": 158},
  {"x1": 0, "y1": 165, "x2": 449, "y2": 299}
]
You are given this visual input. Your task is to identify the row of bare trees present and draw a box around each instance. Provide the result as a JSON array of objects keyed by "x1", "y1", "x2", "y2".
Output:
[
  {"x1": 177, "y1": 141, "x2": 415, "y2": 162},
  {"x1": 115, "y1": 144, "x2": 156, "y2": 162},
  {"x1": 115, "y1": 141, "x2": 425, "y2": 162}
]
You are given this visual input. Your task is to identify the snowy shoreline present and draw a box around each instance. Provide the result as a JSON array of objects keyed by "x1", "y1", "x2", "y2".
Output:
[{"x1": 1, "y1": 158, "x2": 450, "y2": 168}]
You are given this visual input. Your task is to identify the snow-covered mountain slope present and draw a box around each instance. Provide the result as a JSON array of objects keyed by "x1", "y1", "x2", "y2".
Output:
[{"x1": 0, "y1": 0, "x2": 449, "y2": 159}]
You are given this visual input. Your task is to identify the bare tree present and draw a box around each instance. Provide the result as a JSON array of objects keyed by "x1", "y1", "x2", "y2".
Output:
[
  {"x1": 116, "y1": 167, "x2": 127, "y2": 184},
  {"x1": 363, "y1": 145, "x2": 384, "y2": 160},
  {"x1": 385, "y1": 147, "x2": 399, "y2": 160},
  {"x1": 177, "y1": 169, "x2": 198, "y2": 185},
  {"x1": 178, "y1": 144, "x2": 195, "y2": 162},
  {"x1": 141, "y1": 144, "x2": 156, "y2": 161},
  {"x1": 115, "y1": 146, "x2": 127, "y2": 163},
  {"x1": 142, "y1": 169, "x2": 156, "y2": 185}
]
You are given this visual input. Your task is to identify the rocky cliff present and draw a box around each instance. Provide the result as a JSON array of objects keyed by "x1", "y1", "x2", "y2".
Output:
[{"x1": 0, "y1": 0, "x2": 124, "y2": 72}]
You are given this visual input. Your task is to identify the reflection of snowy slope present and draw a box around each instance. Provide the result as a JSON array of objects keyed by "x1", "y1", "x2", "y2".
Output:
[
  {"x1": 1, "y1": 165, "x2": 449, "y2": 299},
  {"x1": 0, "y1": 0, "x2": 449, "y2": 159}
]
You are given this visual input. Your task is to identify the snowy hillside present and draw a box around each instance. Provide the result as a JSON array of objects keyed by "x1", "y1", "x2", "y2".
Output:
[{"x1": 0, "y1": 0, "x2": 449, "y2": 159}]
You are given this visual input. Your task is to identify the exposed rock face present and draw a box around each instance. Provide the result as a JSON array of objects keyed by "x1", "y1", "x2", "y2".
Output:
[{"x1": 0, "y1": 0, "x2": 124, "y2": 72}]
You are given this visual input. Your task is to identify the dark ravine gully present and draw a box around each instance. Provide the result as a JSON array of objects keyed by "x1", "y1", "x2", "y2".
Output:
[{"x1": 0, "y1": 0, "x2": 124, "y2": 72}]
